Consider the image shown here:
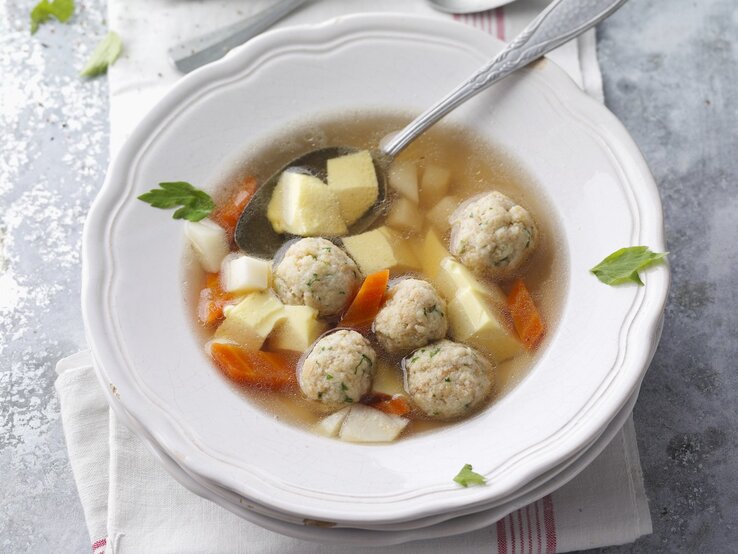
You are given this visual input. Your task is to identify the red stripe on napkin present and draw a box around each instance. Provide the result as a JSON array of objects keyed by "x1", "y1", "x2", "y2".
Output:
[
  {"x1": 543, "y1": 495, "x2": 557, "y2": 553},
  {"x1": 92, "y1": 537, "x2": 107, "y2": 553},
  {"x1": 497, "y1": 517, "x2": 508, "y2": 553}
]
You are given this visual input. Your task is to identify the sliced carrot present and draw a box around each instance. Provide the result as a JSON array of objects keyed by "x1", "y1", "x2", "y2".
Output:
[
  {"x1": 211, "y1": 176, "x2": 258, "y2": 239},
  {"x1": 360, "y1": 392, "x2": 412, "y2": 417},
  {"x1": 340, "y1": 269, "x2": 390, "y2": 329},
  {"x1": 197, "y1": 273, "x2": 234, "y2": 326},
  {"x1": 210, "y1": 343, "x2": 300, "y2": 391},
  {"x1": 507, "y1": 278, "x2": 545, "y2": 350}
]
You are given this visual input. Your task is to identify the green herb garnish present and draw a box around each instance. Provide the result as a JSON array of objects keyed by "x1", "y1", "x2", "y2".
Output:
[
  {"x1": 138, "y1": 181, "x2": 215, "y2": 221},
  {"x1": 590, "y1": 246, "x2": 667, "y2": 286},
  {"x1": 30, "y1": 0, "x2": 74, "y2": 34},
  {"x1": 453, "y1": 464, "x2": 486, "y2": 487},
  {"x1": 80, "y1": 31, "x2": 122, "y2": 77}
]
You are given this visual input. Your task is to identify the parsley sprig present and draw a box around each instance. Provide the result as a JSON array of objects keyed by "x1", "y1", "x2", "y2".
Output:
[
  {"x1": 138, "y1": 181, "x2": 215, "y2": 222},
  {"x1": 453, "y1": 464, "x2": 487, "y2": 487},
  {"x1": 590, "y1": 246, "x2": 667, "y2": 286}
]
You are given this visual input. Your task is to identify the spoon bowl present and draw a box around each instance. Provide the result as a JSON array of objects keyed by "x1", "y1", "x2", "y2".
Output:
[{"x1": 234, "y1": 147, "x2": 389, "y2": 257}]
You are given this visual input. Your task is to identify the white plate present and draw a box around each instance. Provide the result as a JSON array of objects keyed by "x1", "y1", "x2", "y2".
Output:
[
  {"x1": 83, "y1": 14, "x2": 668, "y2": 526},
  {"x1": 101, "y1": 356, "x2": 644, "y2": 545}
]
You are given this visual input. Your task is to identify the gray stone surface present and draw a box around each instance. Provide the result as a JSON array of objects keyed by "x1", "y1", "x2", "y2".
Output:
[{"x1": 1, "y1": 0, "x2": 736, "y2": 552}]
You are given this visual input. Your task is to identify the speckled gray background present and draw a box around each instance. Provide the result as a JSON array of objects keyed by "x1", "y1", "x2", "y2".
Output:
[{"x1": 1, "y1": 0, "x2": 736, "y2": 552}]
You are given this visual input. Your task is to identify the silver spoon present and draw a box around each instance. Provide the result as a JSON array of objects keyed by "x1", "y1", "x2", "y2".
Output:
[{"x1": 235, "y1": 0, "x2": 628, "y2": 257}]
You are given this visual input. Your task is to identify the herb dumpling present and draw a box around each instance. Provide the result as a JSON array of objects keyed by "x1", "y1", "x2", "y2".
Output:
[
  {"x1": 449, "y1": 191, "x2": 537, "y2": 278},
  {"x1": 373, "y1": 278, "x2": 448, "y2": 354},
  {"x1": 274, "y1": 237, "x2": 362, "y2": 317},
  {"x1": 299, "y1": 330, "x2": 376, "y2": 406},
  {"x1": 404, "y1": 339, "x2": 494, "y2": 419}
]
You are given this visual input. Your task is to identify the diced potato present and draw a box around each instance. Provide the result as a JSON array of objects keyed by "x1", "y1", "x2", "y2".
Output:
[
  {"x1": 184, "y1": 219, "x2": 229, "y2": 273},
  {"x1": 266, "y1": 305, "x2": 327, "y2": 352},
  {"x1": 388, "y1": 160, "x2": 418, "y2": 203},
  {"x1": 267, "y1": 171, "x2": 348, "y2": 236},
  {"x1": 447, "y1": 288, "x2": 523, "y2": 362},
  {"x1": 266, "y1": 177, "x2": 287, "y2": 233},
  {"x1": 342, "y1": 226, "x2": 420, "y2": 275},
  {"x1": 426, "y1": 195, "x2": 459, "y2": 235},
  {"x1": 385, "y1": 197, "x2": 423, "y2": 234},
  {"x1": 316, "y1": 408, "x2": 351, "y2": 437},
  {"x1": 339, "y1": 404, "x2": 409, "y2": 443},
  {"x1": 371, "y1": 359, "x2": 405, "y2": 396},
  {"x1": 420, "y1": 164, "x2": 451, "y2": 207},
  {"x1": 214, "y1": 291, "x2": 285, "y2": 350},
  {"x1": 435, "y1": 257, "x2": 507, "y2": 309},
  {"x1": 326, "y1": 150, "x2": 379, "y2": 225},
  {"x1": 418, "y1": 228, "x2": 451, "y2": 281},
  {"x1": 221, "y1": 254, "x2": 271, "y2": 294}
]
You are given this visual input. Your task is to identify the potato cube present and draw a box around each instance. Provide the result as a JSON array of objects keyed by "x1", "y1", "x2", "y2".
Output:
[
  {"x1": 435, "y1": 257, "x2": 507, "y2": 309},
  {"x1": 267, "y1": 171, "x2": 347, "y2": 236},
  {"x1": 447, "y1": 288, "x2": 522, "y2": 362},
  {"x1": 426, "y1": 195, "x2": 459, "y2": 235},
  {"x1": 184, "y1": 219, "x2": 229, "y2": 273},
  {"x1": 371, "y1": 359, "x2": 405, "y2": 396},
  {"x1": 221, "y1": 254, "x2": 271, "y2": 294},
  {"x1": 342, "y1": 226, "x2": 420, "y2": 275},
  {"x1": 418, "y1": 228, "x2": 451, "y2": 281},
  {"x1": 385, "y1": 197, "x2": 423, "y2": 234},
  {"x1": 339, "y1": 405, "x2": 409, "y2": 443},
  {"x1": 326, "y1": 150, "x2": 379, "y2": 225},
  {"x1": 214, "y1": 291, "x2": 285, "y2": 350},
  {"x1": 388, "y1": 160, "x2": 419, "y2": 203},
  {"x1": 420, "y1": 164, "x2": 451, "y2": 207},
  {"x1": 266, "y1": 305, "x2": 327, "y2": 352}
]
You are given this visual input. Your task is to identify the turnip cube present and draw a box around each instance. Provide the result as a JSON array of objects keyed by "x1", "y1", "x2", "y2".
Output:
[
  {"x1": 339, "y1": 404, "x2": 409, "y2": 443},
  {"x1": 420, "y1": 165, "x2": 451, "y2": 207},
  {"x1": 388, "y1": 160, "x2": 419, "y2": 203},
  {"x1": 426, "y1": 195, "x2": 459, "y2": 235},
  {"x1": 221, "y1": 254, "x2": 271, "y2": 294},
  {"x1": 385, "y1": 197, "x2": 423, "y2": 234},
  {"x1": 316, "y1": 408, "x2": 351, "y2": 437},
  {"x1": 184, "y1": 219, "x2": 229, "y2": 273}
]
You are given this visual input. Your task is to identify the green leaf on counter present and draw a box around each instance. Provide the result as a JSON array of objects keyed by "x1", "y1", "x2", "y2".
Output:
[
  {"x1": 81, "y1": 31, "x2": 123, "y2": 77},
  {"x1": 590, "y1": 246, "x2": 668, "y2": 286},
  {"x1": 30, "y1": 0, "x2": 74, "y2": 34},
  {"x1": 453, "y1": 464, "x2": 487, "y2": 487},
  {"x1": 138, "y1": 182, "x2": 215, "y2": 222}
]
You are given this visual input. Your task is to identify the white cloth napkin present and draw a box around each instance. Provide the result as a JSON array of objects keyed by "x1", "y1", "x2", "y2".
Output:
[{"x1": 57, "y1": 1, "x2": 652, "y2": 552}]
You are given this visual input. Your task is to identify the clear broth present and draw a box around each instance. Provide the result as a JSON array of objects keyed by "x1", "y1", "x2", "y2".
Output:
[{"x1": 184, "y1": 111, "x2": 568, "y2": 438}]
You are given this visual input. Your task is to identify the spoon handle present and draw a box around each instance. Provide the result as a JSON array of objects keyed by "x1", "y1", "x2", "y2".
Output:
[{"x1": 381, "y1": 0, "x2": 628, "y2": 159}]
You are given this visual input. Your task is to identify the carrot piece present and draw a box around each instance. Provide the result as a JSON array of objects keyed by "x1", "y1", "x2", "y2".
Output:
[
  {"x1": 211, "y1": 176, "x2": 258, "y2": 238},
  {"x1": 373, "y1": 396, "x2": 412, "y2": 417},
  {"x1": 507, "y1": 278, "x2": 545, "y2": 350},
  {"x1": 197, "y1": 273, "x2": 234, "y2": 326},
  {"x1": 360, "y1": 392, "x2": 412, "y2": 417},
  {"x1": 340, "y1": 269, "x2": 390, "y2": 329},
  {"x1": 210, "y1": 343, "x2": 300, "y2": 391}
]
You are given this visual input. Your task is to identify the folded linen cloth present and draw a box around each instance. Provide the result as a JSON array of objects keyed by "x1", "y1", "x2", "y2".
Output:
[{"x1": 57, "y1": 1, "x2": 652, "y2": 552}]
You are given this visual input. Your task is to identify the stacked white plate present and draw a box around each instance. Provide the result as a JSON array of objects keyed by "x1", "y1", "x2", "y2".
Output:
[{"x1": 82, "y1": 14, "x2": 668, "y2": 545}]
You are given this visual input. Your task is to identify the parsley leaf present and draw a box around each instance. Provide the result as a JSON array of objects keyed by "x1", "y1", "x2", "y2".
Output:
[
  {"x1": 81, "y1": 31, "x2": 123, "y2": 78},
  {"x1": 30, "y1": 0, "x2": 74, "y2": 34},
  {"x1": 137, "y1": 181, "x2": 215, "y2": 222},
  {"x1": 453, "y1": 464, "x2": 486, "y2": 487},
  {"x1": 590, "y1": 246, "x2": 668, "y2": 286}
]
